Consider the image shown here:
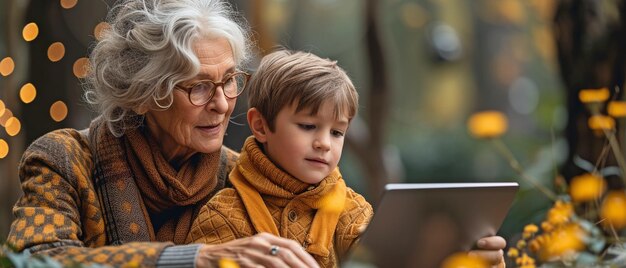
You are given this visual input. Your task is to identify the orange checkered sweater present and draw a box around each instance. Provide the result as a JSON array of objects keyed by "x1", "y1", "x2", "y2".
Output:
[
  {"x1": 186, "y1": 137, "x2": 373, "y2": 267},
  {"x1": 6, "y1": 128, "x2": 238, "y2": 267}
]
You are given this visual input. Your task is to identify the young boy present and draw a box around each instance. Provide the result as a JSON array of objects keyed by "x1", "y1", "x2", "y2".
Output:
[{"x1": 186, "y1": 50, "x2": 373, "y2": 267}]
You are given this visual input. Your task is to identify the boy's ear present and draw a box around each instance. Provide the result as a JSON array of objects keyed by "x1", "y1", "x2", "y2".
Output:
[{"x1": 247, "y1": 108, "x2": 269, "y2": 143}]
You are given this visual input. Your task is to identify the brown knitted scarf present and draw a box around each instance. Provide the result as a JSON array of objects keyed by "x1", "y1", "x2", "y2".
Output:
[{"x1": 89, "y1": 118, "x2": 224, "y2": 244}]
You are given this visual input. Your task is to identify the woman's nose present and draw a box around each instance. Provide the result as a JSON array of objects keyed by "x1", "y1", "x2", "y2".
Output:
[{"x1": 206, "y1": 85, "x2": 230, "y2": 113}]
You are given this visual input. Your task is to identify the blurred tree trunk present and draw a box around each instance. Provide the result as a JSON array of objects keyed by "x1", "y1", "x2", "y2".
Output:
[
  {"x1": 346, "y1": 0, "x2": 396, "y2": 204},
  {"x1": 555, "y1": 0, "x2": 626, "y2": 187}
]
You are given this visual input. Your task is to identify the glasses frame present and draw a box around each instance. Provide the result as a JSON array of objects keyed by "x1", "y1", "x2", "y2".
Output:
[{"x1": 175, "y1": 71, "x2": 250, "y2": 107}]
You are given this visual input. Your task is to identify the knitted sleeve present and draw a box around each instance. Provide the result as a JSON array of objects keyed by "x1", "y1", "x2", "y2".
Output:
[
  {"x1": 334, "y1": 188, "x2": 374, "y2": 260},
  {"x1": 6, "y1": 129, "x2": 171, "y2": 267},
  {"x1": 186, "y1": 189, "x2": 244, "y2": 245}
]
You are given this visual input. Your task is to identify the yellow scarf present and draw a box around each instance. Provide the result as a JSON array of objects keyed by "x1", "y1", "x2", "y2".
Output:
[{"x1": 230, "y1": 137, "x2": 347, "y2": 257}]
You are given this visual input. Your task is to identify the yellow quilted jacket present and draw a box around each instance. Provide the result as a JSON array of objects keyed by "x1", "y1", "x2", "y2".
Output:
[
  {"x1": 187, "y1": 137, "x2": 373, "y2": 267},
  {"x1": 6, "y1": 128, "x2": 238, "y2": 267}
]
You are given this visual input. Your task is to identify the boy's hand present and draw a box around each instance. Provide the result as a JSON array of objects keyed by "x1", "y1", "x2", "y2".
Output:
[{"x1": 468, "y1": 235, "x2": 506, "y2": 267}]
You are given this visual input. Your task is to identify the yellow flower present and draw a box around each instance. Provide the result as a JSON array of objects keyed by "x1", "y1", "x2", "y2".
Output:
[
  {"x1": 219, "y1": 258, "x2": 240, "y2": 268},
  {"x1": 122, "y1": 262, "x2": 140, "y2": 268},
  {"x1": 579, "y1": 87, "x2": 609, "y2": 103},
  {"x1": 540, "y1": 224, "x2": 585, "y2": 261},
  {"x1": 516, "y1": 239, "x2": 527, "y2": 249},
  {"x1": 522, "y1": 223, "x2": 539, "y2": 239},
  {"x1": 608, "y1": 101, "x2": 626, "y2": 118},
  {"x1": 600, "y1": 191, "x2": 626, "y2": 230},
  {"x1": 588, "y1": 115, "x2": 615, "y2": 131},
  {"x1": 546, "y1": 200, "x2": 573, "y2": 225},
  {"x1": 524, "y1": 224, "x2": 539, "y2": 235},
  {"x1": 569, "y1": 173, "x2": 605, "y2": 202},
  {"x1": 507, "y1": 247, "x2": 519, "y2": 258},
  {"x1": 541, "y1": 221, "x2": 553, "y2": 232},
  {"x1": 441, "y1": 252, "x2": 488, "y2": 268},
  {"x1": 528, "y1": 237, "x2": 542, "y2": 252},
  {"x1": 516, "y1": 253, "x2": 536, "y2": 265},
  {"x1": 467, "y1": 111, "x2": 508, "y2": 139}
]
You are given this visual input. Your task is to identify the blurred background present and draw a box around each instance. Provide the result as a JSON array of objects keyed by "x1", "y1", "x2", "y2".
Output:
[{"x1": 1, "y1": 0, "x2": 624, "y2": 259}]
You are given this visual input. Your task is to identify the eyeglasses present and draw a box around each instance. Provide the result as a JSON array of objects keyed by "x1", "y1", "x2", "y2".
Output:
[{"x1": 175, "y1": 71, "x2": 250, "y2": 106}]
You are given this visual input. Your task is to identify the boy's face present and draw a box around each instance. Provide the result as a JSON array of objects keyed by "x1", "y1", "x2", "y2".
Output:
[{"x1": 263, "y1": 101, "x2": 350, "y2": 185}]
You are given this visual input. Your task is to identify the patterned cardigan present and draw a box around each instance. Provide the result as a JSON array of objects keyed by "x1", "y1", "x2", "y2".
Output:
[{"x1": 6, "y1": 128, "x2": 238, "y2": 267}]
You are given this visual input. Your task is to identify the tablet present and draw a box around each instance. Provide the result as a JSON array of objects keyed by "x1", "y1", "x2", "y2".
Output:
[{"x1": 342, "y1": 182, "x2": 519, "y2": 268}]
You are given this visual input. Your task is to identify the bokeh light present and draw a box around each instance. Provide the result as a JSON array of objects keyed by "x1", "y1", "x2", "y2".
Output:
[
  {"x1": 608, "y1": 101, "x2": 626, "y2": 118},
  {"x1": 467, "y1": 111, "x2": 508, "y2": 139},
  {"x1": 588, "y1": 115, "x2": 615, "y2": 131},
  {"x1": 50, "y1": 101, "x2": 68, "y2": 122},
  {"x1": 569, "y1": 173, "x2": 605, "y2": 202},
  {"x1": 0, "y1": 109, "x2": 13, "y2": 127},
  {"x1": 440, "y1": 252, "x2": 488, "y2": 268},
  {"x1": 0, "y1": 57, "x2": 15, "y2": 76},
  {"x1": 0, "y1": 139, "x2": 8, "y2": 159},
  {"x1": 47, "y1": 42, "x2": 66, "y2": 62},
  {"x1": 601, "y1": 191, "x2": 626, "y2": 229},
  {"x1": 5, "y1": 117, "x2": 21, "y2": 136},
  {"x1": 579, "y1": 88, "x2": 610, "y2": 103},
  {"x1": 400, "y1": 3, "x2": 428, "y2": 29},
  {"x1": 22, "y1": 22, "x2": 39, "y2": 42},
  {"x1": 60, "y1": 0, "x2": 78, "y2": 9},
  {"x1": 94, "y1": 22, "x2": 110, "y2": 41},
  {"x1": 73, "y1": 57, "x2": 90, "y2": 78},
  {"x1": 0, "y1": 100, "x2": 5, "y2": 117},
  {"x1": 20, "y1": 83, "x2": 37, "y2": 104}
]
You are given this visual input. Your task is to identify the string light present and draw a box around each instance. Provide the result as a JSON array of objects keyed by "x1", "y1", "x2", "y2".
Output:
[
  {"x1": 47, "y1": 42, "x2": 65, "y2": 62},
  {"x1": 0, "y1": 100, "x2": 5, "y2": 117},
  {"x1": 20, "y1": 83, "x2": 37, "y2": 104},
  {"x1": 0, "y1": 57, "x2": 15, "y2": 76},
  {"x1": 22, "y1": 22, "x2": 39, "y2": 42},
  {"x1": 50, "y1": 101, "x2": 68, "y2": 122},
  {"x1": 93, "y1": 22, "x2": 110, "y2": 41},
  {"x1": 73, "y1": 57, "x2": 89, "y2": 78},
  {"x1": 0, "y1": 109, "x2": 13, "y2": 127},
  {"x1": 5, "y1": 117, "x2": 21, "y2": 136},
  {"x1": 0, "y1": 139, "x2": 8, "y2": 159},
  {"x1": 60, "y1": 0, "x2": 78, "y2": 9}
]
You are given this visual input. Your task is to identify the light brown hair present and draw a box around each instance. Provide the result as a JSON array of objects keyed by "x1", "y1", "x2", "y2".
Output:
[{"x1": 247, "y1": 50, "x2": 359, "y2": 131}]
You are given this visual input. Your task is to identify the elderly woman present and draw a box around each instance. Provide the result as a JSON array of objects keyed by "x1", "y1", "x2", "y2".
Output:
[{"x1": 6, "y1": 0, "x2": 506, "y2": 267}]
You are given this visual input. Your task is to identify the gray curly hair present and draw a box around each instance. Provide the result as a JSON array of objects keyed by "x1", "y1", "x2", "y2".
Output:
[{"x1": 84, "y1": 0, "x2": 251, "y2": 136}]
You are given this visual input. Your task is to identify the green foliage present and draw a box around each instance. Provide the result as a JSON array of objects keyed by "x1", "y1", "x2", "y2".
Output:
[
  {"x1": 0, "y1": 244, "x2": 109, "y2": 268},
  {"x1": 1, "y1": 245, "x2": 63, "y2": 268}
]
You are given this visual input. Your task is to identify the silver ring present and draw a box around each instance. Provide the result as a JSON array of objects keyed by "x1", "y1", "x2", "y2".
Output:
[{"x1": 269, "y1": 245, "x2": 280, "y2": 256}]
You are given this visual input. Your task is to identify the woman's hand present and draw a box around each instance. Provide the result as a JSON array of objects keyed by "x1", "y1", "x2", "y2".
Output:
[
  {"x1": 469, "y1": 235, "x2": 506, "y2": 268},
  {"x1": 196, "y1": 232, "x2": 320, "y2": 268}
]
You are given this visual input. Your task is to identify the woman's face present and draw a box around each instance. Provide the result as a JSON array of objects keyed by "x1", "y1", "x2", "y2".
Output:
[{"x1": 145, "y1": 37, "x2": 237, "y2": 165}]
